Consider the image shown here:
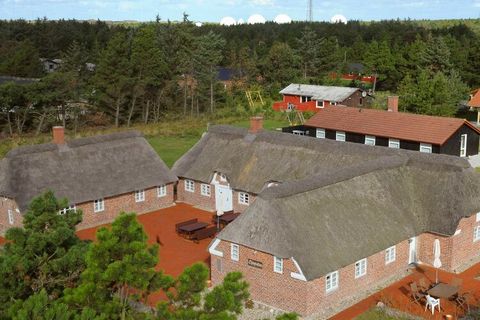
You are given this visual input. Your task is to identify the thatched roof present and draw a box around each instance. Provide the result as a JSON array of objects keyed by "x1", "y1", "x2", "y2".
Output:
[
  {"x1": 176, "y1": 126, "x2": 480, "y2": 280},
  {"x1": 218, "y1": 153, "x2": 480, "y2": 280},
  {"x1": 0, "y1": 131, "x2": 177, "y2": 211},
  {"x1": 173, "y1": 125, "x2": 468, "y2": 194}
]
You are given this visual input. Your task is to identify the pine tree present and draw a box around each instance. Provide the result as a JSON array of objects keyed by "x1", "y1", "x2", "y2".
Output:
[
  {"x1": 296, "y1": 26, "x2": 323, "y2": 79},
  {"x1": 93, "y1": 31, "x2": 132, "y2": 127},
  {"x1": 0, "y1": 191, "x2": 87, "y2": 314}
]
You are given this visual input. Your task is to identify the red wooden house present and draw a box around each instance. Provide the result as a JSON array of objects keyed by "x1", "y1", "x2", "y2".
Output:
[{"x1": 272, "y1": 84, "x2": 365, "y2": 112}]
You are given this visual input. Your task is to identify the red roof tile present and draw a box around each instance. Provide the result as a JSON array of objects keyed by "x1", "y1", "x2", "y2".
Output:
[
  {"x1": 305, "y1": 106, "x2": 480, "y2": 145},
  {"x1": 468, "y1": 88, "x2": 480, "y2": 108}
]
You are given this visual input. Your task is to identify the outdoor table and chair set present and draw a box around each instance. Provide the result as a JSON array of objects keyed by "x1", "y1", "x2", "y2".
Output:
[
  {"x1": 174, "y1": 210, "x2": 240, "y2": 243},
  {"x1": 409, "y1": 276, "x2": 474, "y2": 315}
]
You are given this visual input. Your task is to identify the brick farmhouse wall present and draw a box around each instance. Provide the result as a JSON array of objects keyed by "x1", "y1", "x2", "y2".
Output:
[
  {"x1": 76, "y1": 184, "x2": 175, "y2": 230},
  {"x1": 0, "y1": 198, "x2": 23, "y2": 236},
  {"x1": 176, "y1": 177, "x2": 255, "y2": 213},
  {"x1": 211, "y1": 212, "x2": 480, "y2": 317},
  {"x1": 0, "y1": 184, "x2": 175, "y2": 234}
]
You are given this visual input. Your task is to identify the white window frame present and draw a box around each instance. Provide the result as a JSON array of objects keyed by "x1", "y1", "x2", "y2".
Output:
[
  {"x1": 460, "y1": 134, "x2": 467, "y2": 157},
  {"x1": 355, "y1": 258, "x2": 367, "y2": 278},
  {"x1": 476, "y1": 212, "x2": 480, "y2": 222},
  {"x1": 59, "y1": 204, "x2": 76, "y2": 215},
  {"x1": 7, "y1": 209, "x2": 14, "y2": 225},
  {"x1": 239, "y1": 192, "x2": 249, "y2": 205},
  {"x1": 94, "y1": 199, "x2": 105, "y2": 213},
  {"x1": 274, "y1": 256, "x2": 283, "y2": 274},
  {"x1": 364, "y1": 135, "x2": 376, "y2": 146},
  {"x1": 185, "y1": 179, "x2": 195, "y2": 193},
  {"x1": 336, "y1": 131, "x2": 346, "y2": 142},
  {"x1": 292, "y1": 130, "x2": 306, "y2": 136},
  {"x1": 316, "y1": 128, "x2": 326, "y2": 139},
  {"x1": 135, "y1": 189, "x2": 145, "y2": 203},
  {"x1": 201, "y1": 184, "x2": 211, "y2": 197},
  {"x1": 420, "y1": 143, "x2": 432, "y2": 153},
  {"x1": 325, "y1": 271, "x2": 339, "y2": 293},
  {"x1": 157, "y1": 185, "x2": 167, "y2": 198},
  {"x1": 300, "y1": 96, "x2": 311, "y2": 103},
  {"x1": 316, "y1": 100, "x2": 324, "y2": 108},
  {"x1": 231, "y1": 243, "x2": 239, "y2": 261},
  {"x1": 331, "y1": 101, "x2": 337, "y2": 106},
  {"x1": 385, "y1": 246, "x2": 396, "y2": 265},
  {"x1": 388, "y1": 138, "x2": 400, "y2": 149},
  {"x1": 219, "y1": 173, "x2": 227, "y2": 182},
  {"x1": 474, "y1": 226, "x2": 480, "y2": 242}
]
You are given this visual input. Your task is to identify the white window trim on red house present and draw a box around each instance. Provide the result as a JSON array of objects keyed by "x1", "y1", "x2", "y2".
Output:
[
  {"x1": 290, "y1": 257, "x2": 307, "y2": 281},
  {"x1": 208, "y1": 238, "x2": 224, "y2": 257}
]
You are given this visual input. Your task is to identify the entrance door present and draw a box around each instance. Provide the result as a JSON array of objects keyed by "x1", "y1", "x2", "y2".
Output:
[
  {"x1": 215, "y1": 185, "x2": 233, "y2": 212},
  {"x1": 408, "y1": 237, "x2": 417, "y2": 264},
  {"x1": 460, "y1": 134, "x2": 467, "y2": 157}
]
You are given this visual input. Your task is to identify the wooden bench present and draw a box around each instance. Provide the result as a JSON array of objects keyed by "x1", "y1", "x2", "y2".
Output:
[
  {"x1": 175, "y1": 219, "x2": 198, "y2": 233},
  {"x1": 192, "y1": 226, "x2": 217, "y2": 243}
]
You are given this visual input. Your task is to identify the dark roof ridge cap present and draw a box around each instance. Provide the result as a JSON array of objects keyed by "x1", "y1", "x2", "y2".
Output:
[
  {"x1": 260, "y1": 154, "x2": 409, "y2": 200},
  {"x1": 6, "y1": 130, "x2": 143, "y2": 158},
  {"x1": 67, "y1": 130, "x2": 143, "y2": 148}
]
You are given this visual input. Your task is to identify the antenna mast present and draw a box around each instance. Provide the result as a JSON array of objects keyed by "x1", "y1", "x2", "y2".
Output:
[{"x1": 307, "y1": 0, "x2": 313, "y2": 22}]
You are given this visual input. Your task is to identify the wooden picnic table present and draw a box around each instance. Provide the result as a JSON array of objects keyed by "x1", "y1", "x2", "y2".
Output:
[
  {"x1": 427, "y1": 283, "x2": 458, "y2": 299},
  {"x1": 219, "y1": 212, "x2": 240, "y2": 224},
  {"x1": 178, "y1": 221, "x2": 209, "y2": 233}
]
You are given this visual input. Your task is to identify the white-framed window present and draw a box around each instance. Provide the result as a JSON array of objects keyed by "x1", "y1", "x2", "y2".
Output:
[
  {"x1": 331, "y1": 101, "x2": 337, "y2": 106},
  {"x1": 239, "y1": 192, "x2": 249, "y2": 205},
  {"x1": 474, "y1": 226, "x2": 480, "y2": 242},
  {"x1": 355, "y1": 258, "x2": 367, "y2": 278},
  {"x1": 364, "y1": 135, "x2": 376, "y2": 146},
  {"x1": 325, "y1": 271, "x2": 339, "y2": 293},
  {"x1": 274, "y1": 256, "x2": 283, "y2": 274},
  {"x1": 157, "y1": 185, "x2": 167, "y2": 198},
  {"x1": 135, "y1": 189, "x2": 145, "y2": 202},
  {"x1": 336, "y1": 131, "x2": 346, "y2": 142},
  {"x1": 385, "y1": 246, "x2": 396, "y2": 264},
  {"x1": 316, "y1": 128, "x2": 325, "y2": 139},
  {"x1": 7, "y1": 209, "x2": 14, "y2": 225},
  {"x1": 185, "y1": 179, "x2": 195, "y2": 192},
  {"x1": 94, "y1": 199, "x2": 104, "y2": 213},
  {"x1": 420, "y1": 143, "x2": 432, "y2": 153},
  {"x1": 476, "y1": 212, "x2": 480, "y2": 222},
  {"x1": 201, "y1": 184, "x2": 211, "y2": 197},
  {"x1": 460, "y1": 134, "x2": 467, "y2": 157},
  {"x1": 231, "y1": 243, "x2": 239, "y2": 261},
  {"x1": 293, "y1": 130, "x2": 306, "y2": 136},
  {"x1": 300, "y1": 96, "x2": 311, "y2": 103},
  {"x1": 219, "y1": 173, "x2": 227, "y2": 182},
  {"x1": 389, "y1": 139, "x2": 400, "y2": 149},
  {"x1": 316, "y1": 100, "x2": 324, "y2": 108},
  {"x1": 59, "y1": 205, "x2": 76, "y2": 215}
]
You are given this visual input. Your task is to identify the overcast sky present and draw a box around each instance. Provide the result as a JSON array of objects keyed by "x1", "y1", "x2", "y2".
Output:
[{"x1": 1, "y1": 0, "x2": 480, "y2": 22}]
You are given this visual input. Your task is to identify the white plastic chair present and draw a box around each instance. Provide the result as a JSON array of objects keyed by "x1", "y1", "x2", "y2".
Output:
[{"x1": 425, "y1": 294, "x2": 440, "y2": 315}]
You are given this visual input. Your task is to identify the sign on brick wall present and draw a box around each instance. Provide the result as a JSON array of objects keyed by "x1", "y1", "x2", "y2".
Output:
[{"x1": 248, "y1": 259, "x2": 263, "y2": 269}]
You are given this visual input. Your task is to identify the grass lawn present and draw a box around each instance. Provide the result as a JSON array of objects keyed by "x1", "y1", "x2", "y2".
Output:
[{"x1": 147, "y1": 135, "x2": 200, "y2": 168}]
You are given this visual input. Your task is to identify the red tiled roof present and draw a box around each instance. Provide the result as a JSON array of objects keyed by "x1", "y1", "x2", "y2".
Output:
[
  {"x1": 305, "y1": 106, "x2": 480, "y2": 145},
  {"x1": 468, "y1": 88, "x2": 480, "y2": 108}
]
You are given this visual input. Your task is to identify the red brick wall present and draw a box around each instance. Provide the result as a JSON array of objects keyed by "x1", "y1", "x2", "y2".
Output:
[
  {"x1": 417, "y1": 233, "x2": 453, "y2": 271},
  {"x1": 451, "y1": 214, "x2": 480, "y2": 271},
  {"x1": 211, "y1": 240, "x2": 311, "y2": 315},
  {"x1": 0, "y1": 198, "x2": 23, "y2": 236},
  {"x1": 0, "y1": 184, "x2": 175, "y2": 234},
  {"x1": 76, "y1": 184, "x2": 175, "y2": 230},
  {"x1": 176, "y1": 178, "x2": 254, "y2": 213},
  {"x1": 211, "y1": 239, "x2": 412, "y2": 317}
]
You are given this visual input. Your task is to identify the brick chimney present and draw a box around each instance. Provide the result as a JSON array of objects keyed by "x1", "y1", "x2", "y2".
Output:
[
  {"x1": 249, "y1": 116, "x2": 264, "y2": 134},
  {"x1": 387, "y1": 96, "x2": 399, "y2": 112},
  {"x1": 52, "y1": 126, "x2": 65, "y2": 145}
]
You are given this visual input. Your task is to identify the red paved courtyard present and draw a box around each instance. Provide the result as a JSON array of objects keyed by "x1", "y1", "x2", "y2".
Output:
[
  {"x1": 331, "y1": 262, "x2": 480, "y2": 319},
  {"x1": 76, "y1": 203, "x2": 214, "y2": 304}
]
